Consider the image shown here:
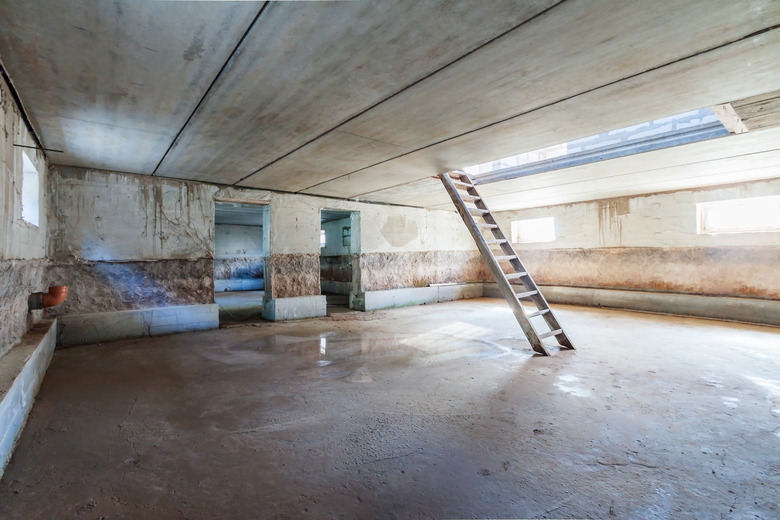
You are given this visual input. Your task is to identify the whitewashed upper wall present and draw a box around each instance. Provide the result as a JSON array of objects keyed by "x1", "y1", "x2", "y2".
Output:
[
  {"x1": 1, "y1": 77, "x2": 47, "y2": 260},
  {"x1": 493, "y1": 177, "x2": 780, "y2": 250},
  {"x1": 50, "y1": 167, "x2": 217, "y2": 261},
  {"x1": 49, "y1": 168, "x2": 477, "y2": 262},
  {"x1": 215, "y1": 187, "x2": 476, "y2": 255},
  {"x1": 215, "y1": 224, "x2": 263, "y2": 259}
]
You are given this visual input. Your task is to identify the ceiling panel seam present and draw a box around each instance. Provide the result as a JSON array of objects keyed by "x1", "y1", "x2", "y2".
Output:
[
  {"x1": 152, "y1": 2, "x2": 270, "y2": 176},
  {"x1": 0, "y1": 61, "x2": 46, "y2": 154},
  {"x1": 303, "y1": 23, "x2": 780, "y2": 197},
  {"x1": 231, "y1": 0, "x2": 571, "y2": 186}
]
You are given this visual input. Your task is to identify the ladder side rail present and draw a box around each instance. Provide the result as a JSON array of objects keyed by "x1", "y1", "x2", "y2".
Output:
[{"x1": 440, "y1": 173, "x2": 550, "y2": 355}]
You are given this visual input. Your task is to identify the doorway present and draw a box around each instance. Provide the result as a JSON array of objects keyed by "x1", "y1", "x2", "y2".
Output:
[
  {"x1": 320, "y1": 209, "x2": 360, "y2": 315},
  {"x1": 214, "y1": 201, "x2": 268, "y2": 323}
]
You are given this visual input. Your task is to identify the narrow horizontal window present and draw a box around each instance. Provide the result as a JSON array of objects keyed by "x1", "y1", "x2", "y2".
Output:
[
  {"x1": 697, "y1": 195, "x2": 780, "y2": 235},
  {"x1": 511, "y1": 217, "x2": 555, "y2": 243},
  {"x1": 21, "y1": 150, "x2": 40, "y2": 227}
]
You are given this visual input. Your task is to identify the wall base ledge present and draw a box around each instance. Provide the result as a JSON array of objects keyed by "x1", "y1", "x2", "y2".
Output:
[
  {"x1": 357, "y1": 283, "x2": 483, "y2": 311},
  {"x1": 483, "y1": 283, "x2": 780, "y2": 327},
  {"x1": 57, "y1": 304, "x2": 219, "y2": 347},
  {"x1": 263, "y1": 295, "x2": 327, "y2": 321},
  {"x1": 0, "y1": 319, "x2": 57, "y2": 480}
]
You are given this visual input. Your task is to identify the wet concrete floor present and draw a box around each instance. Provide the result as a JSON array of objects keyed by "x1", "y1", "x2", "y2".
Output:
[
  {"x1": 215, "y1": 290, "x2": 265, "y2": 323},
  {"x1": 1, "y1": 298, "x2": 778, "y2": 519}
]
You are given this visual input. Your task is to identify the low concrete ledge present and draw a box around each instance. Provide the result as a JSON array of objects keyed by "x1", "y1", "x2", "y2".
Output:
[
  {"x1": 0, "y1": 319, "x2": 57, "y2": 480},
  {"x1": 58, "y1": 304, "x2": 219, "y2": 347},
  {"x1": 358, "y1": 283, "x2": 483, "y2": 312},
  {"x1": 215, "y1": 278, "x2": 264, "y2": 292},
  {"x1": 483, "y1": 283, "x2": 780, "y2": 326},
  {"x1": 263, "y1": 295, "x2": 327, "y2": 321}
]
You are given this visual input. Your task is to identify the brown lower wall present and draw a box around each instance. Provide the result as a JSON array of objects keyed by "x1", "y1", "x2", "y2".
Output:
[
  {"x1": 321, "y1": 255, "x2": 352, "y2": 283},
  {"x1": 214, "y1": 257, "x2": 263, "y2": 280},
  {"x1": 360, "y1": 251, "x2": 490, "y2": 292},
  {"x1": 265, "y1": 254, "x2": 320, "y2": 299},
  {"x1": 0, "y1": 259, "x2": 46, "y2": 357},
  {"x1": 45, "y1": 258, "x2": 215, "y2": 316},
  {"x1": 516, "y1": 246, "x2": 780, "y2": 299}
]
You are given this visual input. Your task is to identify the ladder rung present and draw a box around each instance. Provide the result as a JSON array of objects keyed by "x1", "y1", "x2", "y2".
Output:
[
  {"x1": 461, "y1": 195, "x2": 481, "y2": 202},
  {"x1": 515, "y1": 290, "x2": 539, "y2": 299},
  {"x1": 538, "y1": 329, "x2": 563, "y2": 340},
  {"x1": 485, "y1": 239, "x2": 507, "y2": 245},
  {"x1": 447, "y1": 171, "x2": 465, "y2": 179},
  {"x1": 494, "y1": 255, "x2": 516, "y2": 261},
  {"x1": 527, "y1": 309, "x2": 550, "y2": 318},
  {"x1": 505, "y1": 272, "x2": 527, "y2": 279},
  {"x1": 452, "y1": 179, "x2": 474, "y2": 189},
  {"x1": 468, "y1": 208, "x2": 490, "y2": 215},
  {"x1": 476, "y1": 223, "x2": 497, "y2": 229}
]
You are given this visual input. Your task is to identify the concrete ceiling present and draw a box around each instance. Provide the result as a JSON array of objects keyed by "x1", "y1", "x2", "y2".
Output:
[{"x1": 1, "y1": 0, "x2": 779, "y2": 211}]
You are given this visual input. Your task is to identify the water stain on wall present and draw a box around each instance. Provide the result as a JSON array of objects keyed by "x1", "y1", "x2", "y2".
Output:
[{"x1": 381, "y1": 216, "x2": 419, "y2": 248}]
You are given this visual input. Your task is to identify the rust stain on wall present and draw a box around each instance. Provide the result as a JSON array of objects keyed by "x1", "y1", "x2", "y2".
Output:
[
  {"x1": 265, "y1": 254, "x2": 320, "y2": 299},
  {"x1": 515, "y1": 246, "x2": 780, "y2": 299}
]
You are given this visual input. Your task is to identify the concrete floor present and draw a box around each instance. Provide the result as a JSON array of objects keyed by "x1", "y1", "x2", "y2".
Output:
[
  {"x1": 1, "y1": 298, "x2": 779, "y2": 519},
  {"x1": 215, "y1": 290, "x2": 265, "y2": 323}
]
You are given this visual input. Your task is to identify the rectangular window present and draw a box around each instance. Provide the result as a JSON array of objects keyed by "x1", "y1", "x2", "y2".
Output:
[
  {"x1": 21, "y1": 150, "x2": 40, "y2": 227},
  {"x1": 697, "y1": 195, "x2": 780, "y2": 235},
  {"x1": 511, "y1": 216, "x2": 555, "y2": 243},
  {"x1": 320, "y1": 229, "x2": 326, "y2": 247}
]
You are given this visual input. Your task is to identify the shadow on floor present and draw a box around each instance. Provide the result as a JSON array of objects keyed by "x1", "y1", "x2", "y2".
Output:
[{"x1": 215, "y1": 290, "x2": 266, "y2": 324}]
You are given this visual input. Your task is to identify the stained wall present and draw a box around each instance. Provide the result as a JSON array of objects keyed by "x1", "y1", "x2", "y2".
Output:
[
  {"x1": 0, "y1": 76, "x2": 48, "y2": 357},
  {"x1": 492, "y1": 178, "x2": 780, "y2": 299}
]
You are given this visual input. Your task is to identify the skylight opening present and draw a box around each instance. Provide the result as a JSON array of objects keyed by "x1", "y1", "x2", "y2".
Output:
[{"x1": 464, "y1": 108, "x2": 730, "y2": 184}]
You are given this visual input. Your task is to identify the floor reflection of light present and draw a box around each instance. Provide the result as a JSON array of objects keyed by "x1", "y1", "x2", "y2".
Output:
[
  {"x1": 744, "y1": 376, "x2": 780, "y2": 417},
  {"x1": 555, "y1": 374, "x2": 592, "y2": 397},
  {"x1": 318, "y1": 336, "x2": 331, "y2": 367}
]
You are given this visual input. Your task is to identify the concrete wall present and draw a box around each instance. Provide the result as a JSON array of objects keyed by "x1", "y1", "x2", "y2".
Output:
[
  {"x1": 0, "y1": 75, "x2": 49, "y2": 357},
  {"x1": 45, "y1": 168, "x2": 485, "y2": 326},
  {"x1": 47, "y1": 167, "x2": 215, "y2": 317},
  {"x1": 492, "y1": 178, "x2": 780, "y2": 302},
  {"x1": 214, "y1": 223, "x2": 263, "y2": 292}
]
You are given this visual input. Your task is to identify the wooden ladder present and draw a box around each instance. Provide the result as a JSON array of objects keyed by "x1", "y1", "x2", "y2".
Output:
[{"x1": 439, "y1": 170, "x2": 575, "y2": 356}]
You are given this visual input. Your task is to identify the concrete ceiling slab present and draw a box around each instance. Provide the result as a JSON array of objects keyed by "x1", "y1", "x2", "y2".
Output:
[
  {"x1": 0, "y1": 0, "x2": 260, "y2": 173},
  {"x1": 306, "y1": 27, "x2": 780, "y2": 201},
  {"x1": 157, "y1": 0, "x2": 557, "y2": 184},
  {"x1": 1, "y1": 0, "x2": 778, "y2": 211}
]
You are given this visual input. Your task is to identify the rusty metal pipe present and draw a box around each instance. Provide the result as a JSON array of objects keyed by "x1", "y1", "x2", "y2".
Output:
[{"x1": 28, "y1": 286, "x2": 68, "y2": 310}]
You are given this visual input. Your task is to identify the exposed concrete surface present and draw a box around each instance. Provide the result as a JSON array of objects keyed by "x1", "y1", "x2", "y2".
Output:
[
  {"x1": 360, "y1": 251, "x2": 490, "y2": 292},
  {"x1": 49, "y1": 167, "x2": 215, "y2": 262},
  {"x1": 263, "y1": 295, "x2": 327, "y2": 322},
  {"x1": 265, "y1": 254, "x2": 321, "y2": 299},
  {"x1": 0, "y1": 261, "x2": 45, "y2": 358},
  {"x1": 0, "y1": 319, "x2": 56, "y2": 481},
  {"x1": 215, "y1": 290, "x2": 265, "y2": 324},
  {"x1": 512, "y1": 246, "x2": 780, "y2": 299},
  {"x1": 57, "y1": 304, "x2": 219, "y2": 348},
  {"x1": 1, "y1": 300, "x2": 778, "y2": 518},
  {"x1": 358, "y1": 283, "x2": 483, "y2": 312},
  {"x1": 45, "y1": 259, "x2": 214, "y2": 317},
  {"x1": 0, "y1": 75, "x2": 48, "y2": 357}
]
